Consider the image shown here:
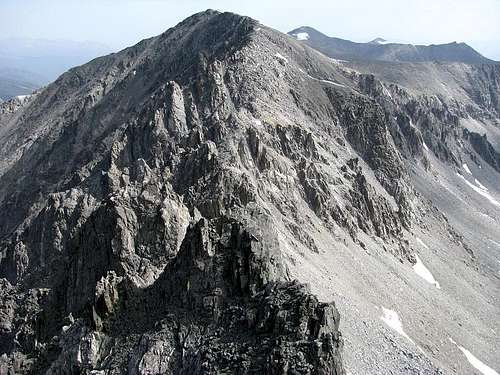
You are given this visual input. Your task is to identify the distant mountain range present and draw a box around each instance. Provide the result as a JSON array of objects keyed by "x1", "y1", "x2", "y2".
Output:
[
  {"x1": 0, "y1": 67, "x2": 45, "y2": 100},
  {"x1": 288, "y1": 26, "x2": 497, "y2": 64},
  {"x1": 0, "y1": 38, "x2": 111, "y2": 100}
]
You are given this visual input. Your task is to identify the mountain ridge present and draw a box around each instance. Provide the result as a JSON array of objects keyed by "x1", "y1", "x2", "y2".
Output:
[
  {"x1": 0, "y1": 9, "x2": 499, "y2": 375},
  {"x1": 288, "y1": 26, "x2": 497, "y2": 64}
]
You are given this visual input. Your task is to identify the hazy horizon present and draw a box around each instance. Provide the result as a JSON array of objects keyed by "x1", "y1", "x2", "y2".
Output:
[{"x1": 1, "y1": 0, "x2": 500, "y2": 60}]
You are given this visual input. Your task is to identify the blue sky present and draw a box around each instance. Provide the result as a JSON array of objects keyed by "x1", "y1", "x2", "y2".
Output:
[{"x1": 2, "y1": 0, "x2": 500, "y2": 60}]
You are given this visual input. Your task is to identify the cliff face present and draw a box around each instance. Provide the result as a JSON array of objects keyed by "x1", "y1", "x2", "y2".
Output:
[
  {"x1": 0, "y1": 10, "x2": 499, "y2": 375},
  {"x1": 0, "y1": 11, "x2": 347, "y2": 374}
]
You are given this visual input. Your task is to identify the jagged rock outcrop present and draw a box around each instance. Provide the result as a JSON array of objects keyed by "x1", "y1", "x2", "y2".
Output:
[
  {"x1": 1, "y1": 9, "x2": 499, "y2": 375},
  {"x1": 35, "y1": 218, "x2": 344, "y2": 374},
  {"x1": 0, "y1": 10, "x2": 351, "y2": 374},
  {"x1": 464, "y1": 129, "x2": 500, "y2": 172}
]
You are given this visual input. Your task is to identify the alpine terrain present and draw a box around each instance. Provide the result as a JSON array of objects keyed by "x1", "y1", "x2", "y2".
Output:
[
  {"x1": 288, "y1": 26, "x2": 497, "y2": 64},
  {"x1": 0, "y1": 10, "x2": 499, "y2": 375}
]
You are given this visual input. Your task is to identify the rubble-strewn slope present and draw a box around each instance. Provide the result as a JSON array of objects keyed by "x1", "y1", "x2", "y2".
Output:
[
  {"x1": 0, "y1": 10, "x2": 499, "y2": 375},
  {"x1": 294, "y1": 22, "x2": 500, "y2": 375}
]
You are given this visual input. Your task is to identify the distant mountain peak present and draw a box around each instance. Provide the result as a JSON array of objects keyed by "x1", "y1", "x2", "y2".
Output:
[
  {"x1": 289, "y1": 26, "x2": 313, "y2": 41},
  {"x1": 370, "y1": 37, "x2": 390, "y2": 45},
  {"x1": 288, "y1": 26, "x2": 496, "y2": 64}
]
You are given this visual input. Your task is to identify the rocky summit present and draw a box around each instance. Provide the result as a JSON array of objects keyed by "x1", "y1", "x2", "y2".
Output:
[{"x1": 0, "y1": 10, "x2": 499, "y2": 375}]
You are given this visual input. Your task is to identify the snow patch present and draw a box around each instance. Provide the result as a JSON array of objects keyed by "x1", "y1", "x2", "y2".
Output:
[
  {"x1": 416, "y1": 237, "x2": 429, "y2": 249},
  {"x1": 423, "y1": 142, "x2": 429, "y2": 151},
  {"x1": 306, "y1": 73, "x2": 346, "y2": 88},
  {"x1": 380, "y1": 307, "x2": 412, "y2": 342},
  {"x1": 380, "y1": 83, "x2": 393, "y2": 99},
  {"x1": 15, "y1": 95, "x2": 30, "y2": 101},
  {"x1": 274, "y1": 53, "x2": 288, "y2": 63},
  {"x1": 298, "y1": 67, "x2": 346, "y2": 88},
  {"x1": 252, "y1": 118, "x2": 262, "y2": 126},
  {"x1": 384, "y1": 88, "x2": 393, "y2": 99},
  {"x1": 413, "y1": 255, "x2": 440, "y2": 288},
  {"x1": 318, "y1": 79, "x2": 346, "y2": 87},
  {"x1": 294, "y1": 32, "x2": 310, "y2": 41},
  {"x1": 449, "y1": 338, "x2": 499, "y2": 375},
  {"x1": 475, "y1": 179, "x2": 488, "y2": 191},
  {"x1": 456, "y1": 173, "x2": 500, "y2": 207},
  {"x1": 296, "y1": 64, "x2": 347, "y2": 88},
  {"x1": 462, "y1": 163, "x2": 472, "y2": 175}
]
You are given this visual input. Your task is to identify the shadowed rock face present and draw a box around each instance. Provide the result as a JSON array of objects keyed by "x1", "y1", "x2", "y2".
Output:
[
  {"x1": 42, "y1": 219, "x2": 344, "y2": 374},
  {"x1": 464, "y1": 129, "x2": 500, "y2": 172},
  {"x1": 0, "y1": 9, "x2": 499, "y2": 375}
]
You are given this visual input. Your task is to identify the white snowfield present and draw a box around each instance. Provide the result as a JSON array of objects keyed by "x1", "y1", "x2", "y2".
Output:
[
  {"x1": 372, "y1": 38, "x2": 392, "y2": 45},
  {"x1": 317, "y1": 78, "x2": 346, "y2": 87},
  {"x1": 475, "y1": 179, "x2": 488, "y2": 191},
  {"x1": 274, "y1": 52, "x2": 288, "y2": 63},
  {"x1": 15, "y1": 95, "x2": 30, "y2": 102},
  {"x1": 416, "y1": 237, "x2": 429, "y2": 249},
  {"x1": 462, "y1": 163, "x2": 472, "y2": 174},
  {"x1": 294, "y1": 32, "x2": 310, "y2": 41},
  {"x1": 381, "y1": 83, "x2": 393, "y2": 99},
  {"x1": 252, "y1": 118, "x2": 262, "y2": 126},
  {"x1": 380, "y1": 307, "x2": 412, "y2": 342},
  {"x1": 456, "y1": 173, "x2": 500, "y2": 207},
  {"x1": 297, "y1": 66, "x2": 346, "y2": 88},
  {"x1": 413, "y1": 255, "x2": 440, "y2": 288},
  {"x1": 449, "y1": 338, "x2": 499, "y2": 375}
]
